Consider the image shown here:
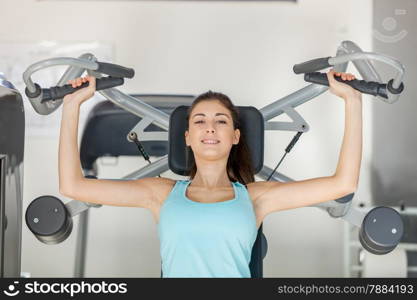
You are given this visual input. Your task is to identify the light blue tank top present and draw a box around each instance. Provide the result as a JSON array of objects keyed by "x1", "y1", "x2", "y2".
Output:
[{"x1": 158, "y1": 180, "x2": 258, "y2": 278}]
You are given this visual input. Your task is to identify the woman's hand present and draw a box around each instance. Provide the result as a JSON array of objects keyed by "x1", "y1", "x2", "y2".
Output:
[
  {"x1": 63, "y1": 75, "x2": 96, "y2": 106},
  {"x1": 326, "y1": 69, "x2": 362, "y2": 101}
]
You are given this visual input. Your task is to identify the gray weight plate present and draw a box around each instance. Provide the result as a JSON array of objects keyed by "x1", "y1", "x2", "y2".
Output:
[
  {"x1": 25, "y1": 195, "x2": 72, "y2": 244},
  {"x1": 359, "y1": 206, "x2": 404, "y2": 255}
]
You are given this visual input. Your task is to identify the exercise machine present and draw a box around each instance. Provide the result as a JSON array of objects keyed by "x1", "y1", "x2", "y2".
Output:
[
  {"x1": 20, "y1": 40, "x2": 407, "y2": 277},
  {"x1": 0, "y1": 73, "x2": 25, "y2": 277}
]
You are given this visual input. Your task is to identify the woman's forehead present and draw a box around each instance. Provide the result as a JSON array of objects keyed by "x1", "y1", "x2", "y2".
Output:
[{"x1": 191, "y1": 101, "x2": 231, "y2": 117}]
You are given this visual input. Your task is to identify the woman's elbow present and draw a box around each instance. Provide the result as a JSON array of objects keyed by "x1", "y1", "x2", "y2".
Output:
[
  {"x1": 59, "y1": 177, "x2": 83, "y2": 198},
  {"x1": 59, "y1": 185, "x2": 73, "y2": 198},
  {"x1": 333, "y1": 175, "x2": 358, "y2": 195},
  {"x1": 343, "y1": 182, "x2": 358, "y2": 195}
]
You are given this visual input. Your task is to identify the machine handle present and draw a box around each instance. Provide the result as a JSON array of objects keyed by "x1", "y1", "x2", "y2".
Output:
[
  {"x1": 25, "y1": 76, "x2": 124, "y2": 103},
  {"x1": 96, "y1": 61, "x2": 135, "y2": 79},
  {"x1": 293, "y1": 57, "x2": 332, "y2": 74},
  {"x1": 304, "y1": 72, "x2": 389, "y2": 99}
]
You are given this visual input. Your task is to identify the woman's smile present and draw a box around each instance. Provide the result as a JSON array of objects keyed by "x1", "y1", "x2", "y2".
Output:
[{"x1": 201, "y1": 139, "x2": 220, "y2": 145}]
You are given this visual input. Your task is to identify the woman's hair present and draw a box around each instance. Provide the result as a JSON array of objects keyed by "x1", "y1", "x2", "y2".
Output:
[{"x1": 185, "y1": 90, "x2": 255, "y2": 185}]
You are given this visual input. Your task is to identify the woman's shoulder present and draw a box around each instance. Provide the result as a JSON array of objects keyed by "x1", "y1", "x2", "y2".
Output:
[
  {"x1": 151, "y1": 177, "x2": 183, "y2": 205},
  {"x1": 151, "y1": 177, "x2": 178, "y2": 190},
  {"x1": 245, "y1": 181, "x2": 275, "y2": 203}
]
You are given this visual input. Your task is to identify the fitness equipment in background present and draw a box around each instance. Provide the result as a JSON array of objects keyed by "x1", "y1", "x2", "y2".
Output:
[
  {"x1": 21, "y1": 41, "x2": 407, "y2": 277},
  {"x1": 0, "y1": 73, "x2": 25, "y2": 277}
]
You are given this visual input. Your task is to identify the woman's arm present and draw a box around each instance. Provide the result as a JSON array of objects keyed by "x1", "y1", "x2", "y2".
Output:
[
  {"x1": 58, "y1": 97, "x2": 84, "y2": 194},
  {"x1": 251, "y1": 70, "x2": 362, "y2": 217},
  {"x1": 333, "y1": 92, "x2": 362, "y2": 188},
  {"x1": 58, "y1": 76, "x2": 165, "y2": 208}
]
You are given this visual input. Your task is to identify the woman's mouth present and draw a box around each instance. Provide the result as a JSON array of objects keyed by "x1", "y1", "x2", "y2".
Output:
[{"x1": 201, "y1": 139, "x2": 220, "y2": 145}]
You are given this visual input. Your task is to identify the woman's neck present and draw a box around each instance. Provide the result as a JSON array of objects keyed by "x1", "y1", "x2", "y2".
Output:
[{"x1": 191, "y1": 173, "x2": 231, "y2": 189}]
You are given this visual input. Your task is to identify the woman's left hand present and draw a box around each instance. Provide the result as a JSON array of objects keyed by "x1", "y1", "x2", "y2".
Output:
[{"x1": 326, "y1": 69, "x2": 362, "y2": 101}]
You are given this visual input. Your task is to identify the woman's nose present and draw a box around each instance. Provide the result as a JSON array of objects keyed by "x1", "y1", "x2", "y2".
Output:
[{"x1": 205, "y1": 122, "x2": 215, "y2": 133}]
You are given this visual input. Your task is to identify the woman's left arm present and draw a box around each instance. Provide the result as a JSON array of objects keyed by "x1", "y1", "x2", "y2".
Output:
[{"x1": 251, "y1": 70, "x2": 363, "y2": 218}]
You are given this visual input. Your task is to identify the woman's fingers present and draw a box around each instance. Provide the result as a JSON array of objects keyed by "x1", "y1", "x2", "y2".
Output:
[
  {"x1": 334, "y1": 72, "x2": 356, "y2": 81},
  {"x1": 326, "y1": 69, "x2": 337, "y2": 85},
  {"x1": 86, "y1": 75, "x2": 96, "y2": 90},
  {"x1": 67, "y1": 76, "x2": 91, "y2": 88}
]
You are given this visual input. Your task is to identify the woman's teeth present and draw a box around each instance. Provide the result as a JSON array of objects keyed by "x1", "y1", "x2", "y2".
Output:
[{"x1": 202, "y1": 140, "x2": 219, "y2": 144}]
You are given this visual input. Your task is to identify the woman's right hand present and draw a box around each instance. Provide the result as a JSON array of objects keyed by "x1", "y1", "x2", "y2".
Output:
[{"x1": 63, "y1": 75, "x2": 96, "y2": 106}]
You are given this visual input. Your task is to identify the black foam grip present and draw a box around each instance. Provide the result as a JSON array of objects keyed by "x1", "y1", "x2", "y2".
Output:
[
  {"x1": 41, "y1": 77, "x2": 124, "y2": 102},
  {"x1": 293, "y1": 57, "x2": 332, "y2": 74},
  {"x1": 96, "y1": 61, "x2": 135, "y2": 78},
  {"x1": 304, "y1": 72, "x2": 388, "y2": 99}
]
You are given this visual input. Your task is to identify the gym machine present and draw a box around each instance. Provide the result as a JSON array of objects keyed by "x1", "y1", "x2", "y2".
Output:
[{"x1": 4, "y1": 40, "x2": 407, "y2": 277}]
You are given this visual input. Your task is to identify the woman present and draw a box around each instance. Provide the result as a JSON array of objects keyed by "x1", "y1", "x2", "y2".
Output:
[{"x1": 59, "y1": 70, "x2": 362, "y2": 278}]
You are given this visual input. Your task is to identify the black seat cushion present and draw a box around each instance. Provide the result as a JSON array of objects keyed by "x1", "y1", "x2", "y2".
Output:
[{"x1": 168, "y1": 105, "x2": 264, "y2": 176}]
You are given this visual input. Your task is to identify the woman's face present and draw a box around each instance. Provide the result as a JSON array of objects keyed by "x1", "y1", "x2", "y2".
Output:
[{"x1": 185, "y1": 100, "x2": 240, "y2": 161}]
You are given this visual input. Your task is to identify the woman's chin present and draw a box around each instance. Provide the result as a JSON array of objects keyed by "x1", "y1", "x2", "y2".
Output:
[{"x1": 195, "y1": 149, "x2": 227, "y2": 160}]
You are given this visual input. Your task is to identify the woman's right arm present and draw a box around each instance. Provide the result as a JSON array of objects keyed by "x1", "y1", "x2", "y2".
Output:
[{"x1": 58, "y1": 76, "x2": 165, "y2": 208}]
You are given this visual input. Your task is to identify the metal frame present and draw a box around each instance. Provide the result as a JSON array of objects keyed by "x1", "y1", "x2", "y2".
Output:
[
  {"x1": 22, "y1": 40, "x2": 406, "y2": 277},
  {"x1": 0, "y1": 155, "x2": 6, "y2": 277}
]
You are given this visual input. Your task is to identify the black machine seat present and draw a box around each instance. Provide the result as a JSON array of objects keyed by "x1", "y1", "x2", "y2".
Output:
[
  {"x1": 80, "y1": 96, "x2": 268, "y2": 278},
  {"x1": 168, "y1": 105, "x2": 264, "y2": 176}
]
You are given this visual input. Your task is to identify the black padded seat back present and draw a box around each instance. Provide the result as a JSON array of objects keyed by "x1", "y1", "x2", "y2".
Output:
[{"x1": 168, "y1": 105, "x2": 264, "y2": 176}]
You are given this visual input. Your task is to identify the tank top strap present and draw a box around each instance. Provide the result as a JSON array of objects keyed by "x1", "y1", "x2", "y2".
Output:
[
  {"x1": 162, "y1": 180, "x2": 186, "y2": 206},
  {"x1": 233, "y1": 181, "x2": 251, "y2": 203}
]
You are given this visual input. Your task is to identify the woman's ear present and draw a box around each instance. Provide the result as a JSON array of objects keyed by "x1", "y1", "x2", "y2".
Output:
[
  {"x1": 185, "y1": 130, "x2": 189, "y2": 146},
  {"x1": 234, "y1": 129, "x2": 240, "y2": 145}
]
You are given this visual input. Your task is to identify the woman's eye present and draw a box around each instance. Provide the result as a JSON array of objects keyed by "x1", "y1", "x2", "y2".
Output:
[{"x1": 194, "y1": 120, "x2": 226, "y2": 124}]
